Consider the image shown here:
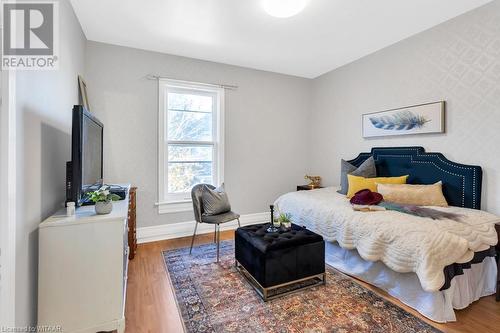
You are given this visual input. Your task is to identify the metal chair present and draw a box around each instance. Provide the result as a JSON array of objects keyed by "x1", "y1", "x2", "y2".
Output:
[{"x1": 189, "y1": 184, "x2": 240, "y2": 262}]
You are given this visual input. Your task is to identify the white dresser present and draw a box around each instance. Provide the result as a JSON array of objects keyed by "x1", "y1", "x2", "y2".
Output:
[{"x1": 38, "y1": 185, "x2": 130, "y2": 333}]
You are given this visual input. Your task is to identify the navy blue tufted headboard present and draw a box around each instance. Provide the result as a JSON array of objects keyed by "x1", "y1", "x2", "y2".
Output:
[{"x1": 346, "y1": 147, "x2": 482, "y2": 210}]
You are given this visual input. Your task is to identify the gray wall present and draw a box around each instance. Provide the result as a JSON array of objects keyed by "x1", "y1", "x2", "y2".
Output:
[
  {"x1": 310, "y1": 0, "x2": 500, "y2": 214},
  {"x1": 85, "y1": 41, "x2": 311, "y2": 227},
  {"x1": 14, "y1": 1, "x2": 86, "y2": 326}
]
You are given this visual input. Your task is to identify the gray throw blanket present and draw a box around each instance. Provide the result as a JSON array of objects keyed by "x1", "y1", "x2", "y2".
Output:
[{"x1": 378, "y1": 201, "x2": 464, "y2": 221}]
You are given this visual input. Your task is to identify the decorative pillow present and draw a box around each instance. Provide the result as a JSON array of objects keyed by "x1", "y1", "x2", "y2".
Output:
[
  {"x1": 338, "y1": 157, "x2": 376, "y2": 195},
  {"x1": 377, "y1": 182, "x2": 448, "y2": 207},
  {"x1": 202, "y1": 184, "x2": 231, "y2": 216},
  {"x1": 346, "y1": 174, "x2": 409, "y2": 198}
]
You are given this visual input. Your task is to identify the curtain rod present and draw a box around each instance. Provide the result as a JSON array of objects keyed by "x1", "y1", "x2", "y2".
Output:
[{"x1": 145, "y1": 74, "x2": 238, "y2": 90}]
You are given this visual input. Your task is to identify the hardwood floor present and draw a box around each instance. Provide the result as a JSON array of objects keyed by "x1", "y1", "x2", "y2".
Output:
[{"x1": 125, "y1": 231, "x2": 500, "y2": 333}]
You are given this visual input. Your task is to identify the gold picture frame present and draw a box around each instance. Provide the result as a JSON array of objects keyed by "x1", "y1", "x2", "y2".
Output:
[{"x1": 78, "y1": 75, "x2": 90, "y2": 111}]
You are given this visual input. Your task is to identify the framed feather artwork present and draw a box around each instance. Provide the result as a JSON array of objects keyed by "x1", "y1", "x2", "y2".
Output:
[{"x1": 362, "y1": 101, "x2": 445, "y2": 138}]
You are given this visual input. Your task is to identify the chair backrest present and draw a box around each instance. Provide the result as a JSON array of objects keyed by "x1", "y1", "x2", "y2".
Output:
[{"x1": 191, "y1": 184, "x2": 215, "y2": 223}]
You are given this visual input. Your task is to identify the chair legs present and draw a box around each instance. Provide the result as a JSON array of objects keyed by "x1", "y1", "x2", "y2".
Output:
[
  {"x1": 189, "y1": 222, "x2": 199, "y2": 255},
  {"x1": 216, "y1": 224, "x2": 221, "y2": 262},
  {"x1": 190, "y1": 218, "x2": 240, "y2": 262}
]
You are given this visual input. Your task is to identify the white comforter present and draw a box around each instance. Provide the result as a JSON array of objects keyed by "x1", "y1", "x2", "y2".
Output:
[{"x1": 275, "y1": 187, "x2": 499, "y2": 292}]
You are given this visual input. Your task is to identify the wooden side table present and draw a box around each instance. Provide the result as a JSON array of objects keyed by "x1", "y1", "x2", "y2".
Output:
[
  {"x1": 496, "y1": 224, "x2": 500, "y2": 301},
  {"x1": 297, "y1": 185, "x2": 324, "y2": 191}
]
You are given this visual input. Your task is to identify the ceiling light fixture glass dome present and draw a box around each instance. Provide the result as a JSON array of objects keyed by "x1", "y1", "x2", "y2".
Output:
[{"x1": 262, "y1": 0, "x2": 309, "y2": 18}]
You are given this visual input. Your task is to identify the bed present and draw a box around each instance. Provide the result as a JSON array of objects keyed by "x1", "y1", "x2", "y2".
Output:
[{"x1": 274, "y1": 147, "x2": 499, "y2": 323}]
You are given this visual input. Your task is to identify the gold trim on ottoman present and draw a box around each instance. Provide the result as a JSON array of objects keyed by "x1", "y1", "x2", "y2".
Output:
[{"x1": 235, "y1": 260, "x2": 326, "y2": 301}]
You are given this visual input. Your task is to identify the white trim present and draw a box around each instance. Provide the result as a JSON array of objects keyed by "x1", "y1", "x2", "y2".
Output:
[
  {"x1": 137, "y1": 212, "x2": 268, "y2": 244},
  {"x1": 157, "y1": 200, "x2": 192, "y2": 214},
  {"x1": 157, "y1": 79, "x2": 225, "y2": 212},
  {"x1": 0, "y1": 69, "x2": 16, "y2": 326}
]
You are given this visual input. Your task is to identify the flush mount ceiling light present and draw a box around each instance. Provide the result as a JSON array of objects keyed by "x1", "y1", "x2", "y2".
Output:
[{"x1": 262, "y1": 0, "x2": 309, "y2": 18}]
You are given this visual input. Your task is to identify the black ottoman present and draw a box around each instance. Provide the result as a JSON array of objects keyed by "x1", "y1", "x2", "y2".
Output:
[{"x1": 235, "y1": 223, "x2": 325, "y2": 301}]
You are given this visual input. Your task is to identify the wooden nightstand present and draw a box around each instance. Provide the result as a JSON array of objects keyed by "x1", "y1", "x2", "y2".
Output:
[
  {"x1": 496, "y1": 224, "x2": 500, "y2": 301},
  {"x1": 297, "y1": 185, "x2": 324, "y2": 191}
]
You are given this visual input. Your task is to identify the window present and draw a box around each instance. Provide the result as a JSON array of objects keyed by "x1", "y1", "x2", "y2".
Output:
[{"x1": 158, "y1": 79, "x2": 224, "y2": 213}]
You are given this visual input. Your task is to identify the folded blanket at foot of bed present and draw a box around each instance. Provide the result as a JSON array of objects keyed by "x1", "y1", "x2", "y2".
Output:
[
  {"x1": 355, "y1": 201, "x2": 465, "y2": 221},
  {"x1": 274, "y1": 187, "x2": 499, "y2": 292}
]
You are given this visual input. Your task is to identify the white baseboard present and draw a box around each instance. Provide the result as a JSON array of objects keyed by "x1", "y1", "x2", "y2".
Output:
[{"x1": 137, "y1": 212, "x2": 268, "y2": 244}]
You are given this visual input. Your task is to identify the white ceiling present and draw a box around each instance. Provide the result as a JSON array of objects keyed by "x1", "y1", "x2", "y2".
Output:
[{"x1": 70, "y1": 0, "x2": 492, "y2": 78}]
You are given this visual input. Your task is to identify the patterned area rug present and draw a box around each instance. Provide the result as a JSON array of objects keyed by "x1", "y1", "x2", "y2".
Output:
[{"x1": 163, "y1": 240, "x2": 441, "y2": 333}]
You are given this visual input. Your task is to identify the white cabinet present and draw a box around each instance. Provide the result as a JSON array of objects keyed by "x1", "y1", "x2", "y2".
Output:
[{"x1": 38, "y1": 186, "x2": 130, "y2": 333}]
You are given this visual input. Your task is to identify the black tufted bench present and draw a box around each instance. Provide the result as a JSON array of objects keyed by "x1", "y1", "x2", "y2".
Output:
[{"x1": 235, "y1": 223, "x2": 325, "y2": 301}]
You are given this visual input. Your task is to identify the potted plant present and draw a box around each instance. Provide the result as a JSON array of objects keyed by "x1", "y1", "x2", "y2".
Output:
[
  {"x1": 86, "y1": 186, "x2": 121, "y2": 215},
  {"x1": 278, "y1": 212, "x2": 292, "y2": 230}
]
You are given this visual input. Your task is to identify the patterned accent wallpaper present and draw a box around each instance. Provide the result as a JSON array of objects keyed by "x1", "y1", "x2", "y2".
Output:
[{"x1": 311, "y1": 0, "x2": 500, "y2": 213}]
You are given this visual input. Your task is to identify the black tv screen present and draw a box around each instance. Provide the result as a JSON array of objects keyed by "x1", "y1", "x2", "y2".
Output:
[{"x1": 67, "y1": 105, "x2": 103, "y2": 206}]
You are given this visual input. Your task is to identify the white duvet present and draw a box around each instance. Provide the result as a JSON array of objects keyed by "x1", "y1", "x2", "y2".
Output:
[{"x1": 274, "y1": 187, "x2": 499, "y2": 292}]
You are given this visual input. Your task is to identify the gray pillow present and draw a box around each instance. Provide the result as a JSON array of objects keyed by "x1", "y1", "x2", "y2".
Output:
[
  {"x1": 202, "y1": 184, "x2": 231, "y2": 216},
  {"x1": 337, "y1": 157, "x2": 376, "y2": 195}
]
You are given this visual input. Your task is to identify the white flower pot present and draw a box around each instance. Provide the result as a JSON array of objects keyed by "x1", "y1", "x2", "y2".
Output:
[{"x1": 95, "y1": 201, "x2": 113, "y2": 215}]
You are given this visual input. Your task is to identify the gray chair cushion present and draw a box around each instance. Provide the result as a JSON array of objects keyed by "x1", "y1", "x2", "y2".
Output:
[
  {"x1": 338, "y1": 156, "x2": 376, "y2": 195},
  {"x1": 202, "y1": 184, "x2": 231, "y2": 216},
  {"x1": 202, "y1": 211, "x2": 240, "y2": 224}
]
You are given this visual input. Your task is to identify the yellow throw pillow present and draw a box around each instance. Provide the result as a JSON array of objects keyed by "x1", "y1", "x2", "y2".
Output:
[
  {"x1": 377, "y1": 182, "x2": 448, "y2": 207},
  {"x1": 346, "y1": 174, "x2": 409, "y2": 198}
]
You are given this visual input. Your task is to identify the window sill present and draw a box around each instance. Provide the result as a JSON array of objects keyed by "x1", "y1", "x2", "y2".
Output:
[{"x1": 157, "y1": 200, "x2": 192, "y2": 214}]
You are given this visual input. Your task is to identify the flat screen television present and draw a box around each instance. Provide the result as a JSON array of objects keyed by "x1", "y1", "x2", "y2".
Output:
[{"x1": 66, "y1": 105, "x2": 104, "y2": 206}]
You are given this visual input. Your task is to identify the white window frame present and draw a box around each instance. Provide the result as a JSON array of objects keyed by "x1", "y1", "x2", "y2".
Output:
[{"x1": 157, "y1": 79, "x2": 225, "y2": 214}]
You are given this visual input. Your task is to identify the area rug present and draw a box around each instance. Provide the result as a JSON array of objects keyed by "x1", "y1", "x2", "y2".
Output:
[{"x1": 163, "y1": 241, "x2": 441, "y2": 333}]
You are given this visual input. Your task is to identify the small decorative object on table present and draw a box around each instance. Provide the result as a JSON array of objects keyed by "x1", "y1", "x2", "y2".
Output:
[
  {"x1": 267, "y1": 205, "x2": 280, "y2": 233},
  {"x1": 277, "y1": 212, "x2": 292, "y2": 230},
  {"x1": 298, "y1": 175, "x2": 323, "y2": 191},
  {"x1": 86, "y1": 185, "x2": 121, "y2": 215},
  {"x1": 66, "y1": 202, "x2": 75, "y2": 217},
  {"x1": 278, "y1": 213, "x2": 292, "y2": 230}
]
